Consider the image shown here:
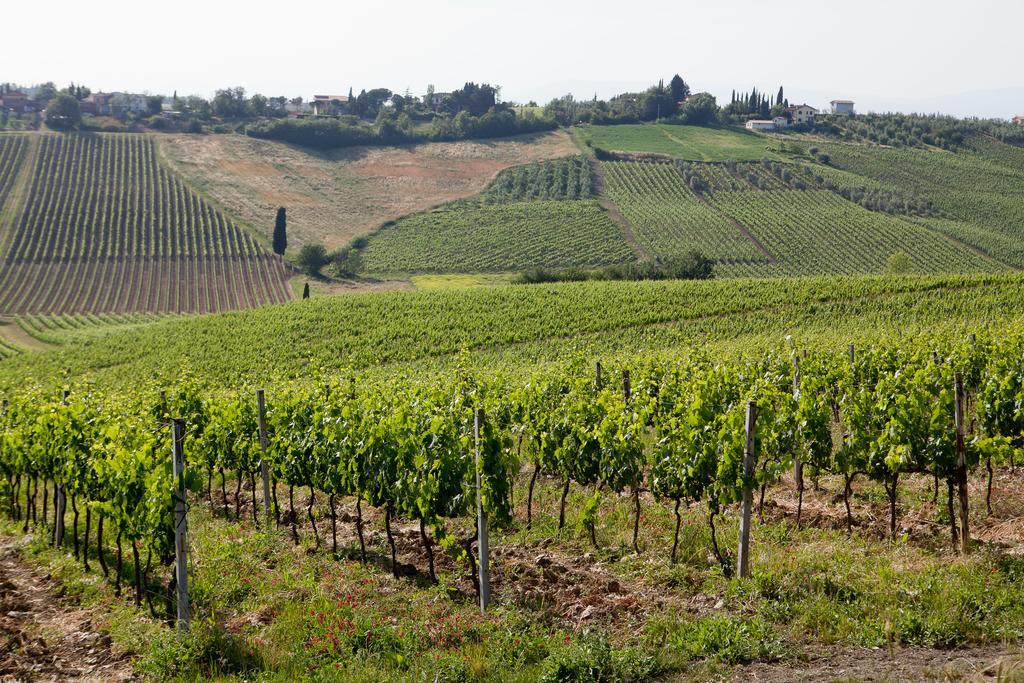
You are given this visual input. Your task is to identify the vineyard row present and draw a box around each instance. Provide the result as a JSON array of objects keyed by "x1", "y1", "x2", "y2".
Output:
[
  {"x1": 0, "y1": 255, "x2": 292, "y2": 315},
  {"x1": 1, "y1": 329, "x2": 1021, "y2": 611}
]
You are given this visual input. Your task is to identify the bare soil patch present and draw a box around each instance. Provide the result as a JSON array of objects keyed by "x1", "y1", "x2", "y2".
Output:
[
  {"x1": 159, "y1": 131, "x2": 577, "y2": 252},
  {"x1": 728, "y1": 644, "x2": 1020, "y2": 682},
  {"x1": 0, "y1": 317, "x2": 50, "y2": 352},
  {"x1": 0, "y1": 535, "x2": 135, "y2": 681}
]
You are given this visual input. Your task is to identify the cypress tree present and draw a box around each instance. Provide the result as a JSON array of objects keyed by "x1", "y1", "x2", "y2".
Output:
[
  {"x1": 272, "y1": 207, "x2": 287, "y2": 255},
  {"x1": 777, "y1": 86, "x2": 784, "y2": 107}
]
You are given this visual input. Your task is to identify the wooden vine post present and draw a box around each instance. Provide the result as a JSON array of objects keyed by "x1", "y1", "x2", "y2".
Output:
[
  {"x1": 171, "y1": 418, "x2": 190, "y2": 631},
  {"x1": 474, "y1": 408, "x2": 490, "y2": 612},
  {"x1": 954, "y1": 373, "x2": 970, "y2": 555},
  {"x1": 55, "y1": 389, "x2": 69, "y2": 548},
  {"x1": 737, "y1": 400, "x2": 757, "y2": 579},
  {"x1": 792, "y1": 356, "x2": 804, "y2": 526},
  {"x1": 256, "y1": 389, "x2": 272, "y2": 529}
]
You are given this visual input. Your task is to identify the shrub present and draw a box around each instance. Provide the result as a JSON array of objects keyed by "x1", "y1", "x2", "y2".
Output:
[
  {"x1": 296, "y1": 243, "x2": 330, "y2": 276},
  {"x1": 540, "y1": 637, "x2": 658, "y2": 683},
  {"x1": 885, "y1": 251, "x2": 914, "y2": 274}
]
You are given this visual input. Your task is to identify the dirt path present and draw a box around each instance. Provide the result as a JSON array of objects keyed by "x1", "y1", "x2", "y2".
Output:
[
  {"x1": 590, "y1": 160, "x2": 652, "y2": 261},
  {"x1": 0, "y1": 317, "x2": 51, "y2": 352},
  {"x1": 728, "y1": 644, "x2": 1020, "y2": 682},
  {"x1": 0, "y1": 535, "x2": 135, "y2": 681}
]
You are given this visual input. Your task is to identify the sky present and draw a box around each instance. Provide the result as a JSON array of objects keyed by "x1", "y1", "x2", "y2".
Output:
[{"x1": 4, "y1": 0, "x2": 1023, "y2": 118}]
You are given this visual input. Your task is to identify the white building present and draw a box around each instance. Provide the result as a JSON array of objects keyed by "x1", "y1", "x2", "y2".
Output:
[
  {"x1": 1013, "y1": 116, "x2": 1024, "y2": 126},
  {"x1": 831, "y1": 100, "x2": 856, "y2": 115},
  {"x1": 311, "y1": 95, "x2": 350, "y2": 116},
  {"x1": 745, "y1": 119, "x2": 776, "y2": 132},
  {"x1": 785, "y1": 104, "x2": 818, "y2": 125},
  {"x1": 772, "y1": 116, "x2": 789, "y2": 129}
]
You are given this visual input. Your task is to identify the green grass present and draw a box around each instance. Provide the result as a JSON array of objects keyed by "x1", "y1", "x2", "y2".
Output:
[
  {"x1": 574, "y1": 124, "x2": 778, "y2": 161},
  {"x1": 14, "y1": 312, "x2": 185, "y2": 345},
  {"x1": 7, "y1": 467, "x2": 1024, "y2": 681},
  {"x1": 410, "y1": 273, "x2": 515, "y2": 290},
  {"x1": 360, "y1": 200, "x2": 634, "y2": 274}
]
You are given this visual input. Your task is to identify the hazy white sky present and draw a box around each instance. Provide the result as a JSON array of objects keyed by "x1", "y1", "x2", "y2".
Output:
[{"x1": 4, "y1": 0, "x2": 1022, "y2": 115}]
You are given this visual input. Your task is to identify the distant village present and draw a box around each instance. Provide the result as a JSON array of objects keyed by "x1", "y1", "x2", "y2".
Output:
[
  {"x1": 743, "y1": 100, "x2": 856, "y2": 132},
  {"x1": 0, "y1": 84, "x2": 460, "y2": 120}
]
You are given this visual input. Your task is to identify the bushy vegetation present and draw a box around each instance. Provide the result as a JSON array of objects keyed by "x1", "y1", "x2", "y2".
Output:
[
  {"x1": 811, "y1": 113, "x2": 1024, "y2": 150},
  {"x1": 515, "y1": 252, "x2": 714, "y2": 284},
  {"x1": 246, "y1": 109, "x2": 556, "y2": 150}
]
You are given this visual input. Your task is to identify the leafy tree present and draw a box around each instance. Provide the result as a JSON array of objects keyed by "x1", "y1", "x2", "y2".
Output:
[
  {"x1": 679, "y1": 93, "x2": 719, "y2": 125},
  {"x1": 272, "y1": 207, "x2": 287, "y2": 255},
  {"x1": 145, "y1": 96, "x2": 163, "y2": 117},
  {"x1": 212, "y1": 87, "x2": 248, "y2": 118},
  {"x1": 249, "y1": 94, "x2": 268, "y2": 117},
  {"x1": 669, "y1": 74, "x2": 690, "y2": 103},
  {"x1": 44, "y1": 94, "x2": 81, "y2": 130},
  {"x1": 296, "y1": 243, "x2": 329, "y2": 276},
  {"x1": 33, "y1": 82, "x2": 58, "y2": 106},
  {"x1": 885, "y1": 251, "x2": 914, "y2": 274}
]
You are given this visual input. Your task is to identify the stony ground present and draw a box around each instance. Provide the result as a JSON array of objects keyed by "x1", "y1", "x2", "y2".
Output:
[{"x1": 0, "y1": 535, "x2": 134, "y2": 682}]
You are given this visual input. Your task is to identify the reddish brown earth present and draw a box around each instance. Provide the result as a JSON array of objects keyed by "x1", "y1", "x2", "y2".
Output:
[{"x1": 0, "y1": 535, "x2": 135, "y2": 681}]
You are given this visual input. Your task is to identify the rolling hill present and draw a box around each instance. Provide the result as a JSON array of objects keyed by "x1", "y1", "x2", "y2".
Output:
[
  {"x1": 0, "y1": 132, "x2": 292, "y2": 315},
  {"x1": 353, "y1": 124, "x2": 1022, "y2": 278}
]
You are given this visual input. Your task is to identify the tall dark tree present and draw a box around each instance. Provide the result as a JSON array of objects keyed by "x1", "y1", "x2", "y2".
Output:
[
  {"x1": 777, "y1": 86, "x2": 784, "y2": 107},
  {"x1": 273, "y1": 207, "x2": 287, "y2": 255},
  {"x1": 669, "y1": 74, "x2": 689, "y2": 103}
]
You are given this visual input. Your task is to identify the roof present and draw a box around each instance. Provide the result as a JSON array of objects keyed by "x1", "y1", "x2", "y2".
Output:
[
  {"x1": 313, "y1": 95, "x2": 350, "y2": 102},
  {"x1": 785, "y1": 103, "x2": 816, "y2": 111},
  {"x1": 747, "y1": 120, "x2": 775, "y2": 124},
  {"x1": 2, "y1": 91, "x2": 26, "y2": 98},
  {"x1": 831, "y1": 100, "x2": 855, "y2": 104}
]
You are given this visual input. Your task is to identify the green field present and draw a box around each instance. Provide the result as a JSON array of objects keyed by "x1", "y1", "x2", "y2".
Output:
[
  {"x1": 360, "y1": 200, "x2": 634, "y2": 274},
  {"x1": 574, "y1": 123, "x2": 778, "y2": 161},
  {"x1": 3, "y1": 272, "x2": 1022, "y2": 391},
  {"x1": 5, "y1": 273, "x2": 1024, "y2": 681},
  {"x1": 13, "y1": 312, "x2": 186, "y2": 345},
  {"x1": 710, "y1": 189, "x2": 1000, "y2": 276}
]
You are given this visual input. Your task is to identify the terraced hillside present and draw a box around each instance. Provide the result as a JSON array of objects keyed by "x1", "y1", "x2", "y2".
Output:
[
  {"x1": 0, "y1": 133, "x2": 291, "y2": 315},
  {"x1": 359, "y1": 157, "x2": 636, "y2": 274},
  {"x1": 352, "y1": 124, "x2": 1024, "y2": 278},
  {"x1": 820, "y1": 139, "x2": 1024, "y2": 267},
  {"x1": 160, "y1": 130, "x2": 577, "y2": 251}
]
